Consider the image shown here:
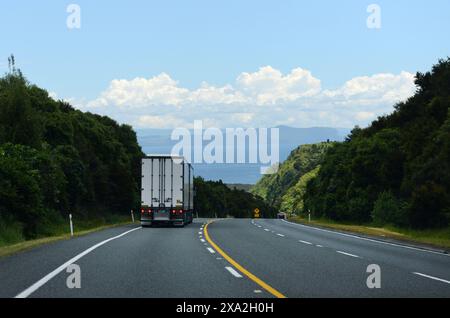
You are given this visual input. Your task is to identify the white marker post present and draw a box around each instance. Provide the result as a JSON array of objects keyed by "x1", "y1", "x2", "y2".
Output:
[
  {"x1": 308, "y1": 211, "x2": 311, "y2": 223},
  {"x1": 69, "y1": 214, "x2": 74, "y2": 237},
  {"x1": 131, "y1": 209, "x2": 135, "y2": 223}
]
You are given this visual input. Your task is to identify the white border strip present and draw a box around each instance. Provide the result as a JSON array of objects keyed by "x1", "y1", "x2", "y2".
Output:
[
  {"x1": 15, "y1": 227, "x2": 141, "y2": 298},
  {"x1": 413, "y1": 272, "x2": 450, "y2": 284}
]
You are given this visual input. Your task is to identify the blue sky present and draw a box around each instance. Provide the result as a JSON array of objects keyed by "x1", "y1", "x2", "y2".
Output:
[{"x1": 1, "y1": 0, "x2": 449, "y2": 128}]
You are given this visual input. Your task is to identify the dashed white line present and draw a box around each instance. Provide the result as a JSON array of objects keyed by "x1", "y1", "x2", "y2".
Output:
[
  {"x1": 316, "y1": 245, "x2": 323, "y2": 248},
  {"x1": 225, "y1": 266, "x2": 243, "y2": 278},
  {"x1": 254, "y1": 290, "x2": 263, "y2": 294},
  {"x1": 15, "y1": 226, "x2": 142, "y2": 298},
  {"x1": 413, "y1": 272, "x2": 450, "y2": 284},
  {"x1": 264, "y1": 229, "x2": 270, "y2": 232},
  {"x1": 281, "y1": 219, "x2": 450, "y2": 257},
  {"x1": 277, "y1": 234, "x2": 285, "y2": 237},
  {"x1": 336, "y1": 251, "x2": 360, "y2": 258},
  {"x1": 257, "y1": 225, "x2": 262, "y2": 228},
  {"x1": 207, "y1": 247, "x2": 216, "y2": 254},
  {"x1": 299, "y1": 240, "x2": 312, "y2": 245},
  {"x1": 200, "y1": 239, "x2": 206, "y2": 243}
]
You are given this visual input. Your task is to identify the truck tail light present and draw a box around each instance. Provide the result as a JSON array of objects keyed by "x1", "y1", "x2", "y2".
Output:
[
  {"x1": 178, "y1": 209, "x2": 183, "y2": 214},
  {"x1": 141, "y1": 208, "x2": 152, "y2": 215}
]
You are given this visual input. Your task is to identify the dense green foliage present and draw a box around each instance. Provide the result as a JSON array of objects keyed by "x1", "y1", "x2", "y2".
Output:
[
  {"x1": 194, "y1": 177, "x2": 277, "y2": 218},
  {"x1": 0, "y1": 62, "x2": 143, "y2": 243},
  {"x1": 251, "y1": 142, "x2": 334, "y2": 211},
  {"x1": 304, "y1": 59, "x2": 450, "y2": 229}
]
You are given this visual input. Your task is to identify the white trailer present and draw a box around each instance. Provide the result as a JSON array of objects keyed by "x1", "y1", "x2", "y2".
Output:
[{"x1": 140, "y1": 155, "x2": 194, "y2": 227}]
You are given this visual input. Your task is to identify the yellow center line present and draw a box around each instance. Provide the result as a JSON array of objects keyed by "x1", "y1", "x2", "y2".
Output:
[{"x1": 204, "y1": 221, "x2": 287, "y2": 299}]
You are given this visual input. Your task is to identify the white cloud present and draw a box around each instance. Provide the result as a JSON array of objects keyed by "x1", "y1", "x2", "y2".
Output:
[
  {"x1": 236, "y1": 66, "x2": 321, "y2": 105},
  {"x1": 74, "y1": 66, "x2": 417, "y2": 129},
  {"x1": 137, "y1": 115, "x2": 190, "y2": 129}
]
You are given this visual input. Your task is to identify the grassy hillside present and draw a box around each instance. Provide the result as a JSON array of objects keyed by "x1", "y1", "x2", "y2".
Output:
[
  {"x1": 0, "y1": 58, "x2": 143, "y2": 245},
  {"x1": 304, "y1": 58, "x2": 450, "y2": 229},
  {"x1": 251, "y1": 142, "x2": 334, "y2": 211}
]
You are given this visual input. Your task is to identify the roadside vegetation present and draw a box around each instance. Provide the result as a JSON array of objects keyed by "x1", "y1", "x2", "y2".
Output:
[
  {"x1": 253, "y1": 58, "x2": 450, "y2": 243},
  {"x1": 195, "y1": 177, "x2": 277, "y2": 218},
  {"x1": 251, "y1": 142, "x2": 334, "y2": 210},
  {"x1": 0, "y1": 56, "x2": 143, "y2": 246},
  {"x1": 304, "y1": 58, "x2": 450, "y2": 230}
]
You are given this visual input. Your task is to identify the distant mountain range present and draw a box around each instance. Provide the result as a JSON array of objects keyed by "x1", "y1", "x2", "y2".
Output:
[{"x1": 136, "y1": 126, "x2": 350, "y2": 184}]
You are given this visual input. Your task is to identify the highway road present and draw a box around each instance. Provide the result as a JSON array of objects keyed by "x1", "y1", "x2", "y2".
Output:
[{"x1": 0, "y1": 218, "x2": 449, "y2": 298}]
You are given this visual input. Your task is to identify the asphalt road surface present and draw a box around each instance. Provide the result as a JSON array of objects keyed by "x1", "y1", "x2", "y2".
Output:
[{"x1": 1, "y1": 218, "x2": 449, "y2": 298}]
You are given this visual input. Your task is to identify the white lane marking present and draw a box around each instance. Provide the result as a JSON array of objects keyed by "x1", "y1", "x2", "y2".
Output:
[
  {"x1": 277, "y1": 234, "x2": 285, "y2": 237},
  {"x1": 336, "y1": 251, "x2": 360, "y2": 258},
  {"x1": 225, "y1": 266, "x2": 243, "y2": 278},
  {"x1": 200, "y1": 239, "x2": 206, "y2": 243},
  {"x1": 257, "y1": 225, "x2": 262, "y2": 228},
  {"x1": 198, "y1": 232, "x2": 202, "y2": 235},
  {"x1": 264, "y1": 229, "x2": 270, "y2": 232},
  {"x1": 299, "y1": 240, "x2": 312, "y2": 245},
  {"x1": 281, "y1": 219, "x2": 450, "y2": 257},
  {"x1": 216, "y1": 257, "x2": 223, "y2": 260},
  {"x1": 207, "y1": 247, "x2": 216, "y2": 254},
  {"x1": 316, "y1": 245, "x2": 323, "y2": 248},
  {"x1": 15, "y1": 227, "x2": 142, "y2": 298},
  {"x1": 254, "y1": 290, "x2": 263, "y2": 294},
  {"x1": 413, "y1": 272, "x2": 450, "y2": 284}
]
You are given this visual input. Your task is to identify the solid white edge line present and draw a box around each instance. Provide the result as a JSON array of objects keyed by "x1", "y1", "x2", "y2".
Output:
[
  {"x1": 413, "y1": 272, "x2": 450, "y2": 284},
  {"x1": 281, "y1": 219, "x2": 449, "y2": 257},
  {"x1": 225, "y1": 266, "x2": 243, "y2": 278},
  {"x1": 299, "y1": 240, "x2": 312, "y2": 245},
  {"x1": 15, "y1": 227, "x2": 142, "y2": 298},
  {"x1": 207, "y1": 247, "x2": 216, "y2": 254},
  {"x1": 336, "y1": 251, "x2": 360, "y2": 258}
]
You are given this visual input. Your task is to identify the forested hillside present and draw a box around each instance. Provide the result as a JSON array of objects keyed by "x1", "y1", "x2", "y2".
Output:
[
  {"x1": 304, "y1": 58, "x2": 450, "y2": 229},
  {"x1": 195, "y1": 177, "x2": 277, "y2": 218},
  {"x1": 0, "y1": 59, "x2": 143, "y2": 243},
  {"x1": 251, "y1": 142, "x2": 334, "y2": 210}
]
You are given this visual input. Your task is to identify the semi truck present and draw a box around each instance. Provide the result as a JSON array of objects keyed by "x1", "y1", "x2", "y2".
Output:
[{"x1": 140, "y1": 155, "x2": 194, "y2": 227}]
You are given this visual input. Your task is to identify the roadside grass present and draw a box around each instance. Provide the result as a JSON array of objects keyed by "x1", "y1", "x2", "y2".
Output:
[
  {"x1": 288, "y1": 216, "x2": 450, "y2": 250},
  {"x1": 0, "y1": 215, "x2": 136, "y2": 258}
]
